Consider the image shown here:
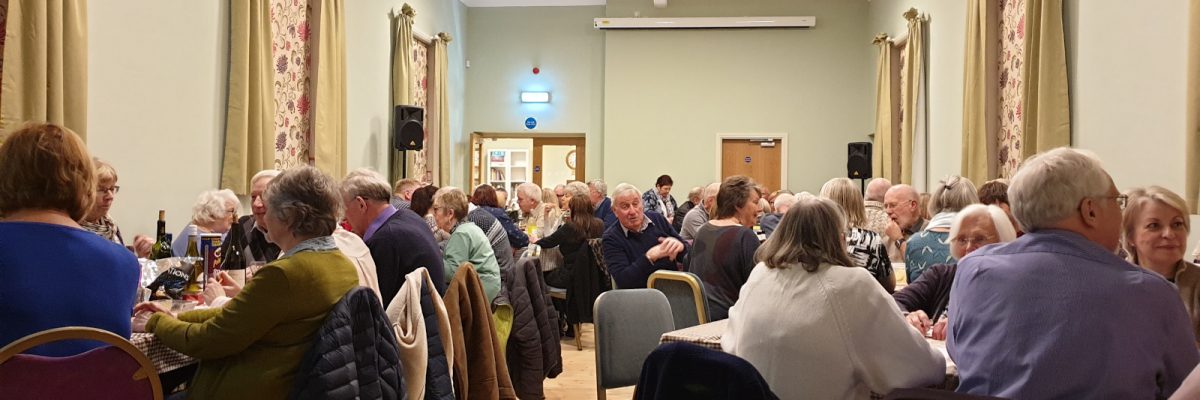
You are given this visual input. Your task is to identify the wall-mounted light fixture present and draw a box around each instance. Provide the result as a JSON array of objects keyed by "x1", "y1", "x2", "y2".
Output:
[{"x1": 520, "y1": 91, "x2": 551, "y2": 103}]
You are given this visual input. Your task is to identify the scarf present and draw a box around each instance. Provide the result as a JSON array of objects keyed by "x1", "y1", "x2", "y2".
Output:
[
  {"x1": 81, "y1": 215, "x2": 124, "y2": 246},
  {"x1": 281, "y1": 236, "x2": 338, "y2": 259},
  {"x1": 926, "y1": 211, "x2": 957, "y2": 231}
]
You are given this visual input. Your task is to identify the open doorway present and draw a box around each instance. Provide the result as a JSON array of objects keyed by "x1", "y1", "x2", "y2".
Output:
[{"x1": 470, "y1": 132, "x2": 585, "y2": 207}]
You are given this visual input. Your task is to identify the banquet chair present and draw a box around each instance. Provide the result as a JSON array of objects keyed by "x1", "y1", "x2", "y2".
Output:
[
  {"x1": 0, "y1": 327, "x2": 163, "y2": 400},
  {"x1": 883, "y1": 388, "x2": 1009, "y2": 400},
  {"x1": 594, "y1": 289, "x2": 674, "y2": 400},
  {"x1": 647, "y1": 270, "x2": 709, "y2": 329}
]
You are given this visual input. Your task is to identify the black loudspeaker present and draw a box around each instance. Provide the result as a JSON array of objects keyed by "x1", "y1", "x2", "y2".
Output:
[
  {"x1": 847, "y1": 142, "x2": 872, "y2": 179},
  {"x1": 394, "y1": 105, "x2": 425, "y2": 151}
]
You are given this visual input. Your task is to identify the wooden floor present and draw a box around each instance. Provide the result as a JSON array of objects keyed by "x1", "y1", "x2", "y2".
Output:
[{"x1": 543, "y1": 324, "x2": 636, "y2": 400}]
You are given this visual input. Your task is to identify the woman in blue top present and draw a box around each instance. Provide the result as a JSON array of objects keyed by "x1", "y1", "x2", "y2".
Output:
[
  {"x1": 904, "y1": 175, "x2": 978, "y2": 283},
  {"x1": 470, "y1": 184, "x2": 529, "y2": 250},
  {"x1": 0, "y1": 123, "x2": 139, "y2": 356}
]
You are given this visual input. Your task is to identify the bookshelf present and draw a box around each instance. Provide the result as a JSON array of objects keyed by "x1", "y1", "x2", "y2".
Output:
[{"x1": 487, "y1": 149, "x2": 529, "y2": 196}]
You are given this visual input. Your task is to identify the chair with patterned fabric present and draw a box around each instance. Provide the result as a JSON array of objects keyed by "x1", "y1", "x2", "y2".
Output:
[{"x1": 0, "y1": 327, "x2": 163, "y2": 400}]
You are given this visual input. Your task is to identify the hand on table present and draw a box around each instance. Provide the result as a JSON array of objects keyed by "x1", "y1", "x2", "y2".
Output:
[
  {"x1": 905, "y1": 310, "x2": 932, "y2": 335},
  {"x1": 132, "y1": 235, "x2": 154, "y2": 258},
  {"x1": 930, "y1": 318, "x2": 948, "y2": 341},
  {"x1": 131, "y1": 301, "x2": 175, "y2": 333}
]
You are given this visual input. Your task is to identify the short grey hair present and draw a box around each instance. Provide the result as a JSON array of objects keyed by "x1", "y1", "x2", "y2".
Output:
[
  {"x1": 341, "y1": 168, "x2": 392, "y2": 202},
  {"x1": 949, "y1": 204, "x2": 1018, "y2": 244},
  {"x1": 565, "y1": 181, "x2": 590, "y2": 199},
  {"x1": 1009, "y1": 147, "x2": 1110, "y2": 232},
  {"x1": 866, "y1": 178, "x2": 892, "y2": 202},
  {"x1": 191, "y1": 189, "x2": 239, "y2": 226},
  {"x1": 588, "y1": 180, "x2": 608, "y2": 197},
  {"x1": 264, "y1": 166, "x2": 341, "y2": 237},
  {"x1": 773, "y1": 193, "x2": 797, "y2": 212},
  {"x1": 433, "y1": 186, "x2": 469, "y2": 221},
  {"x1": 611, "y1": 183, "x2": 640, "y2": 200},
  {"x1": 702, "y1": 182, "x2": 720, "y2": 201},
  {"x1": 686, "y1": 186, "x2": 703, "y2": 203},
  {"x1": 517, "y1": 182, "x2": 542, "y2": 201},
  {"x1": 250, "y1": 169, "x2": 281, "y2": 188},
  {"x1": 929, "y1": 175, "x2": 979, "y2": 215}
]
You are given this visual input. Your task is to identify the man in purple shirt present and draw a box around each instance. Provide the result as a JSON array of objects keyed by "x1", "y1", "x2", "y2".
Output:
[
  {"x1": 342, "y1": 169, "x2": 444, "y2": 305},
  {"x1": 948, "y1": 148, "x2": 1198, "y2": 399}
]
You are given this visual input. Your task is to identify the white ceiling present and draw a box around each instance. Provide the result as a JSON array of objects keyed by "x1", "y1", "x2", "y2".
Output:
[{"x1": 461, "y1": 0, "x2": 606, "y2": 7}]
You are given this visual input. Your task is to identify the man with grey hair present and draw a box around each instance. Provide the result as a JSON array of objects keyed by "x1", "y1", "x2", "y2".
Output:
[
  {"x1": 883, "y1": 184, "x2": 925, "y2": 262},
  {"x1": 341, "y1": 168, "x2": 444, "y2": 304},
  {"x1": 759, "y1": 192, "x2": 796, "y2": 238},
  {"x1": 588, "y1": 179, "x2": 616, "y2": 226},
  {"x1": 672, "y1": 186, "x2": 703, "y2": 232},
  {"x1": 235, "y1": 169, "x2": 282, "y2": 262},
  {"x1": 863, "y1": 178, "x2": 892, "y2": 236},
  {"x1": 515, "y1": 182, "x2": 546, "y2": 236},
  {"x1": 947, "y1": 148, "x2": 1197, "y2": 399},
  {"x1": 679, "y1": 182, "x2": 721, "y2": 241},
  {"x1": 602, "y1": 183, "x2": 688, "y2": 288}
]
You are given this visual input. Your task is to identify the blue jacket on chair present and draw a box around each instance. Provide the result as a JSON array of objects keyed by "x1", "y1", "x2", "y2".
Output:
[
  {"x1": 635, "y1": 342, "x2": 777, "y2": 400},
  {"x1": 291, "y1": 287, "x2": 404, "y2": 400}
]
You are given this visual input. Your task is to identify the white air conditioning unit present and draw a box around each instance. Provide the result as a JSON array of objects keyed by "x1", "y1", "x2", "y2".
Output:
[{"x1": 594, "y1": 16, "x2": 816, "y2": 30}]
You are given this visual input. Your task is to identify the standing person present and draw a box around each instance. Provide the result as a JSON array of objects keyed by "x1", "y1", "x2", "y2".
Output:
[
  {"x1": 602, "y1": 184, "x2": 688, "y2": 288},
  {"x1": 642, "y1": 175, "x2": 678, "y2": 224},
  {"x1": 863, "y1": 178, "x2": 892, "y2": 236},
  {"x1": 80, "y1": 158, "x2": 154, "y2": 257},
  {"x1": 341, "y1": 168, "x2": 445, "y2": 303},
  {"x1": 689, "y1": 176, "x2": 761, "y2": 321},
  {"x1": 948, "y1": 148, "x2": 1199, "y2": 399},
  {"x1": 821, "y1": 177, "x2": 894, "y2": 292},
  {"x1": 1122, "y1": 186, "x2": 1200, "y2": 345},
  {"x1": 680, "y1": 183, "x2": 720, "y2": 241},
  {"x1": 673, "y1": 186, "x2": 702, "y2": 233},
  {"x1": 0, "y1": 123, "x2": 139, "y2": 356},
  {"x1": 723, "y1": 197, "x2": 944, "y2": 399}
]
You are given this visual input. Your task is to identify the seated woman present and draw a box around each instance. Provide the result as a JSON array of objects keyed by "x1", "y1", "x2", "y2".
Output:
[
  {"x1": 723, "y1": 198, "x2": 945, "y2": 399},
  {"x1": 172, "y1": 189, "x2": 240, "y2": 256},
  {"x1": 80, "y1": 158, "x2": 154, "y2": 257},
  {"x1": 535, "y1": 195, "x2": 604, "y2": 289},
  {"x1": 1122, "y1": 186, "x2": 1200, "y2": 344},
  {"x1": 471, "y1": 184, "x2": 529, "y2": 250},
  {"x1": 893, "y1": 204, "x2": 1017, "y2": 339},
  {"x1": 821, "y1": 177, "x2": 895, "y2": 293},
  {"x1": 433, "y1": 187, "x2": 502, "y2": 302},
  {"x1": 0, "y1": 123, "x2": 139, "y2": 356},
  {"x1": 689, "y1": 175, "x2": 761, "y2": 321},
  {"x1": 411, "y1": 184, "x2": 450, "y2": 244},
  {"x1": 134, "y1": 166, "x2": 359, "y2": 398},
  {"x1": 905, "y1": 175, "x2": 979, "y2": 283}
]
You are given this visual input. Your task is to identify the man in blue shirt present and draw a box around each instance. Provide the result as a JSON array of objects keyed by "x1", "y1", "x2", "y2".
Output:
[
  {"x1": 590, "y1": 179, "x2": 618, "y2": 227},
  {"x1": 603, "y1": 183, "x2": 688, "y2": 289},
  {"x1": 948, "y1": 148, "x2": 1198, "y2": 399}
]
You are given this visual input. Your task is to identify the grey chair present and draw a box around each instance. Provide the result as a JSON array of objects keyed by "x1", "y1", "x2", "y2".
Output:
[
  {"x1": 647, "y1": 270, "x2": 710, "y2": 329},
  {"x1": 594, "y1": 289, "x2": 675, "y2": 400}
]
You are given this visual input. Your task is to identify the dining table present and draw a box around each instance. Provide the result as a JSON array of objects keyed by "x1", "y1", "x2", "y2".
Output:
[{"x1": 131, "y1": 332, "x2": 196, "y2": 373}]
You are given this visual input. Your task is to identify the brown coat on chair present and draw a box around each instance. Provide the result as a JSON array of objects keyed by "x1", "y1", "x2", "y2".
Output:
[{"x1": 444, "y1": 263, "x2": 518, "y2": 400}]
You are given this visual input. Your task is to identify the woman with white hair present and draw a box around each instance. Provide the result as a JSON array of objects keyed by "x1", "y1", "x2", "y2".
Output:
[
  {"x1": 894, "y1": 204, "x2": 1017, "y2": 339},
  {"x1": 904, "y1": 175, "x2": 979, "y2": 283},
  {"x1": 1122, "y1": 186, "x2": 1200, "y2": 343},
  {"x1": 173, "y1": 189, "x2": 240, "y2": 256}
]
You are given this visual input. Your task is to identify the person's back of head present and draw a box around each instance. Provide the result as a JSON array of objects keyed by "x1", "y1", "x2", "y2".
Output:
[
  {"x1": 1009, "y1": 147, "x2": 1119, "y2": 250},
  {"x1": 687, "y1": 186, "x2": 703, "y2": 204},
  {"x1": 929, "y1": 175, "x2": 979, "y2": 216},
  {"x1": 566, "y1": 181, "x2": 590, "y2": 200},
  {"x1": 755, "y1": 198, "x2": 854, "y2": 272},
  {"x1": 588, "y1": 179, "x2": 609, "y2": 201},
  {"x1": 471, "y1": 184, "x2": 500, "y2": 208},
  {"x1": 866, "y1": 178, "x2": 892, "y2": 202},
  {"x1": 702, "y1": 182, "x2": 721, "y2": 209},
  {"x1": 0, "y1": 123, "x2": 95, "y2": 221},
  {"x1": 819, "y1": 177, "x2": 866, "y2": 229},
  {"x1": 977, "y1": 180, "x2": 1010, "y2": 206},
  {"x1": 773, "y1": 193, "x2": 798, "y2": 214},
  {"x1": 393, "y1": 178, "x2": 421, "y2": 200},
  {"x1": 410, "y1": 185, "x2": 440, "y2": 217},
  {"x1": 566, "y1": 195, "x2": 603, "y2": 239}
]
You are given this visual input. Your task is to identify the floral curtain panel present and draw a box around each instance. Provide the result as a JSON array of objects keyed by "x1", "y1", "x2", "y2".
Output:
[
  {"x1": 271, "y1": 0, "x2": 313, "y2": 170},
  {"x1": 411, "y1": 39, "x2": 430, "y2": 182},
  {"x1": 998, "y1": 0, "x2": 1025, "y2": 178}
]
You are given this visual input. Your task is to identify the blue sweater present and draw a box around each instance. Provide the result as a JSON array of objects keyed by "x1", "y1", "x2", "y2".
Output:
[
  {"x1": 602, "y1": 212, "x2": 688, "y2": 289},
  {"x1": 0, "y1": 222, "x2": 139, "y2": 356},
  {"x1": 365, "y1": 208, "x2": 446, "y2": 306}
]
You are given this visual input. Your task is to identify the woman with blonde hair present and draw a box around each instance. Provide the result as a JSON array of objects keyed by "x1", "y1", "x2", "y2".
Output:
[
  {"x1": 80, "y1": 157, "x2": 154, "y2": 257},
  {"x1": 820, "y1": 177, "x2": 894, "y2": 292},
  {"x1": 905, "y1": 175, "x2": 979, "y2": 283},
  {"x1": 1122, "y1": 186, "x2": 1200, "y2": 343},
  {"x1": 0, "y1": 123, "x2": 139, "y2": 356},
  {"x1": 723, "y1": 197, "x2": 944, "y2": 399}
]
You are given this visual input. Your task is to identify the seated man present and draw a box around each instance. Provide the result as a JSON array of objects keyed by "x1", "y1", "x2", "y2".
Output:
[
  {"x1": 391, "y1": 178, "x2": 421, "y2": 210},
  {"x1": 760, "y1": 192, "x2": 796, "y2": 238},
  {"x1": 603, "y1": 183, "x2": 688, "y2": 289},
  {"x1": 672, "y1": 186, "x2": 702, "y2": 233},
  {"x1": 680, "y1": 183, "x2": 720, "y2": 241},
  {"x1": 589, "y1": 179, "x2": 618, "y2": 227},
  {"x1": 883, "y1": 184, "x2": 926, "y2": 262},
  {"x1": 238, "y1": 169, "x2": 282, "y2": 263},
  {"x1": 948, "y1": 148, "x2": 1198, "y2": 399},
  {"x1": 863, "y1": 178, "x2": 892, "y2": 236},
  {"x1": 342, "y1": 169, "x2": 445, "y2": 305}
]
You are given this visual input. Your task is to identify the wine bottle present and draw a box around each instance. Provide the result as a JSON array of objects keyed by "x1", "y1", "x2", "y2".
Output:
[
  {"x1": 220, "y1": 214, "x2": 248, "y2": 286},
  {"x1": 183, "y1": 234, "x2": 203, "y2": 295},
  {"x1": 150, "y1": 210, "x2": 173, "y2": 260}
]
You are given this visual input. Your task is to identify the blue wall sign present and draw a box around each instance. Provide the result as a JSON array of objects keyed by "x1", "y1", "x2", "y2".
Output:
[
  {"x1": 744, "y1": 156, "x2": 752, "y2": 163},
  {"x1": 524, "y1": 117, "x2": 538, "y2": 130}
]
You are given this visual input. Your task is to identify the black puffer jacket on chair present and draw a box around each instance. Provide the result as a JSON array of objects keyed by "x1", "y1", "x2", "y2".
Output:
[
  {"x1": 505, "y1": 257, "x2": 563, "y2": 399},
  {"x1": 290, "y1": 287, "x2": 404, "y2": 400}
]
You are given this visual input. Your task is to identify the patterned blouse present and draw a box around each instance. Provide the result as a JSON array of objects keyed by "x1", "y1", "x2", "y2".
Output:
[
  {"x1": 904, "y1": 230, "x2": 953, "y2": 283},
  {"x1": 846, "y1": 227, "x2": 893, "y2": 291},
  {"x1": 641, "y1": 189, "x2": 677, "y2": 219}
]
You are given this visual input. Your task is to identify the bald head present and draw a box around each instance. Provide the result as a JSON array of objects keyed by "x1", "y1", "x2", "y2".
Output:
[{"x1": 866, "y1": 178, "x2": 892, "y2": 202}]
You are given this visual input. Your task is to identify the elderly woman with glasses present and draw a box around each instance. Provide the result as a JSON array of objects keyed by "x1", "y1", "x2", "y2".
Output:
[
  {"x1": 79, "y1": 158, "x2": 154, "y2": 258},
  {"x1": 893, "y1": 204, "x2": 1018, "y2": 340},
  {"x1": 432, "y1": 186, "x2": 502, "y2": 302},
  {"x1": 1122, "y1": 186, "x2": 1200, "y2": 344},
  {"x1": 134, "y1": 166, "x2": 359, "y2": 399},
  {"x1": 172, "y1": 189, "x2": 240, "y2": 256}
]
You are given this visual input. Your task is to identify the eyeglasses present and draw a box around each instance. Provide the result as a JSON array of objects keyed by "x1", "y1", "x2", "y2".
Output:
[
  {"x1": 883, "y1": 200, "x2": 914, "y2": 210},
  {"x1": 97, "y1": 186, "x2": 120, "y2": 194},
  {"x1": 1093, "y1": 194, "x2": 1128, "y2": 210},
  {"x1": 952, "y1": 236, "x2": 997, "y2": 247}
]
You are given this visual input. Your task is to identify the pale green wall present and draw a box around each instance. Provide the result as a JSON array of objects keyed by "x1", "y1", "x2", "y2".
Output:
[
  {"x1": 602, "y1": 0, "x2": 874, "y2": 195},
  {"x1": 465, "y1": 6, "x2": 606, "y2": 180}
]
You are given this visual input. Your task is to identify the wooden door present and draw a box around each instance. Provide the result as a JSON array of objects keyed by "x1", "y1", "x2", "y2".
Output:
[
  {"x1": 532, "y1": 138, "x2": 585, "y2": 187},
  {"x1": 721, "y1": 139, "x2": 782, "y2": 192}
]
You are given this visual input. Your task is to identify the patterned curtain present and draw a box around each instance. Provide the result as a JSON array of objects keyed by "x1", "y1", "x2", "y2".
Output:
[
  {"x1": 0, "y1": 0, "x2": 7, "y2": 110},
  {"x1": 270, "y1": 0, "x2": 312, "y2": 170},
  {"x1": 997, "y1": 0, "x2": 1025, "y2": 178},
  {"x1": 411, "y1": 40, "x2": 430, "y2": 182}
]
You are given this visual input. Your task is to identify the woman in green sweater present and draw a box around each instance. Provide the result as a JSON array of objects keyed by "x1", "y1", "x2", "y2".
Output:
[
  {"x1": 431, "y1": 186, "x2": 502, "y2": 302},
  {"x1": 134, "y1": 166, "x2": 359, "y2": 399}
]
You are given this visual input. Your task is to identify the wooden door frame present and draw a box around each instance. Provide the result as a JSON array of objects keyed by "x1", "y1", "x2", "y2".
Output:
[
  {"x1": 715, "y1": 133, "x2": 789, "y2": 186},
  {"x1": 471, "y1": 132, "x2": 586, "y2": 189},
  {"x1": 531, "y1": 138, "x2": 585, "y2": 188}
]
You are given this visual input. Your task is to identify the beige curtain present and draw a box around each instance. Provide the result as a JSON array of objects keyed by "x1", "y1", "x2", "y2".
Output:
[
  {"x1": 872, "y1": 34, "x2": 897, "y2": 182},
  {"x1": 431, "y1": 33, "x2": 451, "y2": 186},
  {"x1": 391, "y1": 4, "x2": 415, "y2": 181},
  {"x1": 0, "y1": 0, "x2": 87, "y2": 141},
  {"x1": 961, "y1": 0, "x2": 998, "y2": 185},
  {"x1": 1188, "y1": 0, "x2": 1200, "y2": 212},
  {"x1": 1021, "y1": 0, "x2": 1071, "y2": 159},
  {"x1": 312, "y1": 0, "x2": 347, "y2": 180},
  {"x1": 220, "y1": 0, "x2": 275, "y2": 194},
  {"x1": 898, "y1": 9, "x2": 925, "y2": 185}
]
